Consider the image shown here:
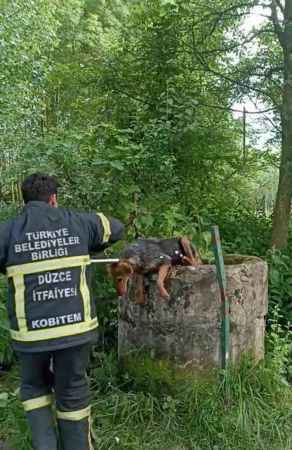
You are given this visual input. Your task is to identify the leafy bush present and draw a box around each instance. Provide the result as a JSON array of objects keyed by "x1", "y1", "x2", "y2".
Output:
[
  {"x1": 0, "y1": 205, "x2": 17, "y2": 370},
  {"x1": 2, "y1": 338, "x2": 292, "y2": 450},
  {"x1": 0, "y1": 374, "x2": 31, "y2": 449},
  {"x1": 0, "y1": 279, "x2": 14, "y2": 370},
  {"x1": 87, "y1": 343, "x2": 292, "y2": 450},
  {"x1": 266, "y1": 249, "x2": 292, "y2": 325}
]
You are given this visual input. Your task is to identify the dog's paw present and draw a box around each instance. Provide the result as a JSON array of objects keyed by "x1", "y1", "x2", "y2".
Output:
[{"x1": 158, "y1": 288, "x2": 170, "y2": 300}]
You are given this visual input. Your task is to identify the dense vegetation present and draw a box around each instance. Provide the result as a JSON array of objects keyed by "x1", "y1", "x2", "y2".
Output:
[{"x1": 1, "y1": 1, "x2": 292, "y2": 449}]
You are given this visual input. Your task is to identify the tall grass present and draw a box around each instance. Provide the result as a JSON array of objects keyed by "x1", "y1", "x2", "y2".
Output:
[
  {"x1": 88, "y1": 350, "x2": 292, "y2": 450},
  {"x1": 1, "y1": 346, "x2": 292, "y2": 450}
]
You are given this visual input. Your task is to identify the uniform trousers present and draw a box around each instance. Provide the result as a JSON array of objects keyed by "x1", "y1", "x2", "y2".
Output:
[{"x1": 17, "y1": 343, "x2": 93, "y2": 450}]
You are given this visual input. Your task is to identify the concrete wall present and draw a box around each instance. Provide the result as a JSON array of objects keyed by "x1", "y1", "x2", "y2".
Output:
[{"x1": 118, "y1": 256, "x2": 268, "y2": 370}]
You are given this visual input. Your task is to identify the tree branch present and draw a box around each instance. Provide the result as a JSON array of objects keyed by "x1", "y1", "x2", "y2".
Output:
[
  {"x1": 187, "y1": 27, "x2": 274, "y2": 56},
  {"x1": 190, "y1": 1, "x2": 256, "y2": 30},
  {"x1": 189, "y1": 47, "x2": 279, "y2": 106},
  {"x1": 197, "y1": 102, "x2": 277, "y2": 114},
  {"x1": 275, "y1": 0, "x2": 284, "y2": 14}
]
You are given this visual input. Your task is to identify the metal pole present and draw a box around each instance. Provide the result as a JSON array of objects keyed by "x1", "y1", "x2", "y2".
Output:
[
  {"x1": 90, "y1": 258, "x2": 120, "y2": 264},
  {"x1": 243, "y1": 105, "x2": 246, "y2": 162},
  {"x1": 211, "y1": 226, "x2": 230, "y2": 369}
]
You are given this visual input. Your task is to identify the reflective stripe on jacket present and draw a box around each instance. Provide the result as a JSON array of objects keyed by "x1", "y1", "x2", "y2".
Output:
[{"x1": 0, "y1": 201, "x2": 124, "y2": 352}]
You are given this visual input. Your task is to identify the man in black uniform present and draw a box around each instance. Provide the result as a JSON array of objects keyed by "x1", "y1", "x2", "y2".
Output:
[{"x1": 0, "y1": 173, "x2": 124, "y2": 450}]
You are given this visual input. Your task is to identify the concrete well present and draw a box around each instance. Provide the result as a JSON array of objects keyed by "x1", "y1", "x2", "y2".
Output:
[{"x1": 118, "y1": 255, "x2": 268, "y2": 370}]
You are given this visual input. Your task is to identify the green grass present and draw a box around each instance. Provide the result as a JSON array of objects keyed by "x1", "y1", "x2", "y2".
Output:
[
  {"x1": 0, "y1": 370, "x2": 32, "y2": 449},
  {"x1": 1, "y1": 353, "x2": 292, "y2": 450},
  {"x1": 89, "y1": 355, "x2": 292, "y2": 450}
]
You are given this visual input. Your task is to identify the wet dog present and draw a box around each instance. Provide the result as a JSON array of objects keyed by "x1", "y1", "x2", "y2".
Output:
[{"x1": 110, "y1": 237, "x2": 202, "y2": 304}]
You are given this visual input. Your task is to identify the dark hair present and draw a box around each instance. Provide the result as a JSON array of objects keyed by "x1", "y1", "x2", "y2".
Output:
[{"x1": 21, "y1": 173, "x2": 58, "y2": 204}]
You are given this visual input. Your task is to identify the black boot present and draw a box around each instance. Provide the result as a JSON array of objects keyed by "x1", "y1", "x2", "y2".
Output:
[
  {"x1": 57, "y1": 411, "x2": 93, "y2": 450},
  {"x1": 26, "y1": 407, "x2": 58, "y2": 450}
]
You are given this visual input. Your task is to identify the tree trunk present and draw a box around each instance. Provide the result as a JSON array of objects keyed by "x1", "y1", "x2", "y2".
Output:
[{"x1": 271, "y1": 0, "x2": 292, "y2": 248}]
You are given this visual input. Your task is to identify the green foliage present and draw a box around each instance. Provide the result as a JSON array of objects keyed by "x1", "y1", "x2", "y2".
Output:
[
  {"x1": 0, "y1": 373, "x2": 32, "y2": 449},
  {"x1": 266, "y1": 249, "x2": 292, "y2": 324},
  {"x1": 0, "y1": 0, "x2": 277, "y2": 369},
  {"x1": 0, "y1": 1, "x2": 290, "y2": 448},
  {"x1": 2, "y1": 342, "x2": 292, "y2": 450},
  {"x1": 265, "y1": 306, "x2": 292, "y2": 385},
  {"x1": 0, "y1": 0, "x2": 272, "y2": 223},
  {"x1": 218, "y1": 209, "x2": 272, "y2": 256},
  {"x1": 0, "y1": 206, "x2": 18, "y2": 369},
  {"x1": 0, "y1": 278, "x2": 13, "y2": 370},
  {"x1": 119, "y1": 355, "x2": 181, "y2": 397},
  {"x1": 87, "y1": 331, "x2": 292, "y2": 450},
  {"x1": 92, "y1": 266, "x2": 120, "y2": 351}
]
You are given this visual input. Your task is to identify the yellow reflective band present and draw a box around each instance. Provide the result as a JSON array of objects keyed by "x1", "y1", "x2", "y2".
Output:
[
  {"x1": 89, "y1": 415, "x2": 94, "y2": 450},
  {"x1": 8, "y1": 255, "x2": 91, "y2": 339},
  {"x1": 10, "y1": 317, "x2": 98, "y2": 342},
  {"x1": 13, "y1": 274, "x2": 27, "y2": 333},
  {"x1": 96, "y1": 213, "x2": 111, "y2": 244},
  {"x1": 7, "y1": 255, "x2": 90, "y2": 278},
  {"x1": 23, "y1": 394, "x2": 53, "y2": 412},
  {"x1": 80, "y1": 265, "x2": 91, "y2": 322},
  {"x1": 56, "y1": 405, "x2": 91, "y2": 421}
]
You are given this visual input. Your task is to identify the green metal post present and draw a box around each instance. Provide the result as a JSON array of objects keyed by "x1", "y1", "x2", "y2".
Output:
[{"x1": 211, "y1": 225, "x2": 230, "y2": 369}]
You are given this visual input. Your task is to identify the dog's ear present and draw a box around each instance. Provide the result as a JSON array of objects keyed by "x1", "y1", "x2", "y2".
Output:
[
  {"x1": 107, "y1": 262, "x2": 119, "y2": 277},
  {"x1": 128, "y1": 256, "x2": 139, "y2": 267}
]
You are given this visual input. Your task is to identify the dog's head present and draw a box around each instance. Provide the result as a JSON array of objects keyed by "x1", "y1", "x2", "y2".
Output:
[{"x1": 110, "y1": 260, "x2": 134, "y2": 296}]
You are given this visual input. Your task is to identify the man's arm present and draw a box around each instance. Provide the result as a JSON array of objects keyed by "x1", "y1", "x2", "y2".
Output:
[
  {"x1": 0, "y1": 222, "x2": 10, "y2": 274},
  {"x1": 84, "y1": 212, "x2": 124, "y2": 253}
]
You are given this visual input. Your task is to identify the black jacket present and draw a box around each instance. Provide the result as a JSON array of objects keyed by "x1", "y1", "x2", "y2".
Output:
[{"x1": 0, "y1": 201, "x2": 124, "y2": 352}]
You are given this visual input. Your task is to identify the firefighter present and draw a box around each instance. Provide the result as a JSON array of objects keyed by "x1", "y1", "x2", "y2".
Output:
[{"x1": 0, "y1": 173, "x2": 124, "y2": 450}]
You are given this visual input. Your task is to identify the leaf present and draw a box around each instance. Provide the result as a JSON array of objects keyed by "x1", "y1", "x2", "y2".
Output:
[
  {"x1": 161, "y1": 0, "x2": 177, "y2": 5},
  {"x1": 0, "y1": 392, "x2": 9, "y2": 408},
  {"x1": 109, "y1": 161, "x2": 124, "y2": 171}
]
